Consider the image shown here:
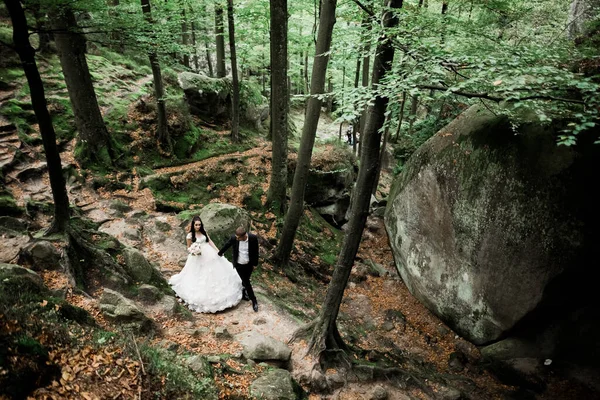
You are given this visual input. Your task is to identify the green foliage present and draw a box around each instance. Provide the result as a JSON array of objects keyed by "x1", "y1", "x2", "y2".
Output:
[
  {"x1": 242, "y1": 186, "x2": 264, "y2": 211},
  {"x1": 139, "y1": 345, "x2": 217, "y2": 399}
]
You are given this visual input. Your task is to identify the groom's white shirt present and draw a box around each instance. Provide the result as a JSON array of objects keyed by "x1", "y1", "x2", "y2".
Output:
[{"x1": 238, "y1": 238, "x2": 250, "y2": 264}]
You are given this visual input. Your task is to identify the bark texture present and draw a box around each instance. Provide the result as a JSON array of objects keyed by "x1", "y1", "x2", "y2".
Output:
[
  {"x1": 5, "y1": 0, "x2": 70, "y2": 232},
  {"x1": 273, "y1": 0, "x2": 337, "y2": 267},
  {"x1": 306, "y1": 0, "x2": 402, "y2": 355},
  {"x1": 266, "y1": 0, "x2": 289, "y2": 211},
  {"x1": 51, "y1": 6, "x2": 114, "y2": 166}
]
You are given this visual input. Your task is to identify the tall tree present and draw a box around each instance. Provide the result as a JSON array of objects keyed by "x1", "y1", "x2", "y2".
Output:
[
  {"x1": 215, "y1": 4, "x2": 226, "y2": 78},
  {"x1": 266, "y1": 0, "x2": 289, "y2": 212},
  {"x1": 140, "y1": 0, "x2": 171, "y2": 152},
  {"x1": 273, "y1": 0, "x2": 337, "y2": 269},
  {"x1": 358, "y1": 16, "x2": 371, "y2": 138},
  {"x1": 50, "y1": 5, "x2": 114, "y2": 167},
  {"x1": 299, "y1": 0, "x2": 403, "y2": 355},
  {"x1": 181, "y1": 8, "x2": 191, "y2": 68},
  {"x1": 5, "y1": 0, "x2": 70, "y2": 233},
  {"x1": 226, "y1": 0, "x2": 240, "y2": 142}
]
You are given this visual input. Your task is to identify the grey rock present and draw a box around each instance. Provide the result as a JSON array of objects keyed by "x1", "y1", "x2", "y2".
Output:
[
  {"x1": 123, "y1": 247, "x2": 154, "y2": 283},
  {"x1": 250, "y1": 369, "x2": 296, "y2": 400},
  {"x1": 236, "y1": 331, "x2": 292, "y2": 362},
  {"x1": 0, "y1": 263, "x2": 45, "y2": 289},
  {"x1": 215, "y1": 326, "x2": 232, "y2": 339},
  {"x1": 157, "y1": 295, "x2": 178, "y2": 316},
  {"x1": 385, "y1": 104, "x2": 592, "y2": 344},
  {"x1": 99, "y1": 288, "x2": 152, "y2": 332},
  {"x1": 138, "y1": 284, "x2": 162, "y2": 303},
  {"x1": 155, "y1": 220, "x2": 172, "y2": 232},
  {"x1": 186, "y1": 355, "x2": 211, "y2": 375},
  {"x1": 369, "y1": 385, "x2": 388, "y2": 400},
  {"x1": 27, "y1": 240, "x2": 62, "y2": 271},
  {"x1": 123, "y1": 228, "x2": 141, "y2": 241}
]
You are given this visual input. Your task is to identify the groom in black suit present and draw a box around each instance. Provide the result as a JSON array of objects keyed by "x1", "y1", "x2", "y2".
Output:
[{"x1": 218, "y1": 226, "x2": 260, "y2": 312}]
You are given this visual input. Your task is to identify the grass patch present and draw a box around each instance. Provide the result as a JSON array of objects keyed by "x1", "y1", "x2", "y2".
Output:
[{"x1": 139, "y1": 344, "x2": 218, "y2": 400}]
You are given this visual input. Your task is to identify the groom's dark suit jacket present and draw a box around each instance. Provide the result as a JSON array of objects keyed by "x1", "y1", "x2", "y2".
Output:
[{"x1": 218, "y1": 233, "x2": 259, "y2": 266}]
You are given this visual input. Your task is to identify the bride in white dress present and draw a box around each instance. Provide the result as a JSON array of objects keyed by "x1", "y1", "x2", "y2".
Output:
[{"x1": 169, "y1": 216, "x2": 243, "y2": 313}]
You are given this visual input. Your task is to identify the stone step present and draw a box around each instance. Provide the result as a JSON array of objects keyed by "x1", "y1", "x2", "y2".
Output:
[{"x1": 0, "y1": 123, "x2": 16, "y2": 134}]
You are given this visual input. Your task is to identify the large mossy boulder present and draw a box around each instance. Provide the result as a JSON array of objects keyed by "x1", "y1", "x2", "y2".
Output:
[
  {"x1": 0, "y1": 263, "x2": 47, "y2": 297},
  {"x1": 122, "y1": 247, "x2": 155, "y2": 283},
  {"x1": 250, "y1": 369, "x2": 297, "y2": 400},
  {"x1": 99, "y1": 288, "x2": 153, "y2": 333},
  {"x1": 178, "y1": 72, "x2": 232, "y2": 122},
  {"x1": 385, "y1": 105, "x2": 600, "y2": 354},
  {"x1": 185, "y1": 203, "x2": 250, "y2": 248},
  {"x1": 289, "y1": 145, "x2": 357, "y2": 226},
  {"x1": 178, "y1": 72, "x2": 265, "y2": 126}
]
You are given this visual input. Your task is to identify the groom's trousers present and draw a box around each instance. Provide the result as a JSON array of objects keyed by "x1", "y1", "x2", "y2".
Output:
[{"x1": 234, "y1": 263, "x2": 256, "y2": 303}]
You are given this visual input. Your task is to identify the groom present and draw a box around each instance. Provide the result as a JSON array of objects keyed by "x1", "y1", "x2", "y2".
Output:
[{"x1": 218, "y1": 226, "x2": 259, "y2": 312}]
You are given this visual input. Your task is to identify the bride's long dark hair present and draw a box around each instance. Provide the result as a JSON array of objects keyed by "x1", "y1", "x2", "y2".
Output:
[{"x1": 190, "y1": 216, "x2": 209, "y2": 243}]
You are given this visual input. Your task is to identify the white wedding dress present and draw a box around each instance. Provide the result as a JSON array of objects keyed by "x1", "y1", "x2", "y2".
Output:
[{"x1": 169, "y1": 233, "x2": 243, "y2": 313}]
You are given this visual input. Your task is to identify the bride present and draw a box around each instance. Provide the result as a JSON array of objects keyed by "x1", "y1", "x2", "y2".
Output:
[{"x1": 169, "y1": 216, "x2": 243, "y2": 313}]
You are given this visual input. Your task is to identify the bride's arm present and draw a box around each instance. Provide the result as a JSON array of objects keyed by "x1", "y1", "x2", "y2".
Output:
[
  {"x1": 207, "y1": 236, "x2": 219, "y2": 251},
  {"x1": 186, "y1": 238, "x2": 193, "y2": 248}
]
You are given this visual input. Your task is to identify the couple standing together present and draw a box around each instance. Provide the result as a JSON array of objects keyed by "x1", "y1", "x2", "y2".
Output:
[{"x1": 169, "y1": 216, "x2": 259, "y2": 313}]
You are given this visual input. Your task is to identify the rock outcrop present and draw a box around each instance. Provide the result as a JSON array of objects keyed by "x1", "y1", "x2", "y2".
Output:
[{"x1": 384, "y1": 105, "x2": 600, "y2": 360}]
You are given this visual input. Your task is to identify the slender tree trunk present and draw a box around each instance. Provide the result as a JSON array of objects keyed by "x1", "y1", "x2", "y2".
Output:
[
  {"x1": 372, "y1": 110, "x2": 392, "y2": 195},
  {"x1": 358, "y1": 16, "x2": 371, "y2": 140},
  {"x1": 326, "y1": 75, "x2": 333, "y2": 114},
  {"x1": 50, "y1": 6, "x2": 114, "y2": 167},
  {"x1": 305, "y1": 0, "x2": 402, "y2": 356},
  {"x1": 190, "y1": 17, "x2": 199, "y2": 71},
  {"x1": 266, "y1": 0, "x2": 289, "y2": 212},
  {"x1": 32, "y1": 4, "x2": 51, "y2": 54},
  {"x1": 273, "y1": 0, "x2": 337, "y2": 269},
  {"x1": 215, "y1": 4, "x2": 226, "y2": 78},
  {"x1": 304, "y1": 50, "x2": 309, "y2": 94},
  {"x1": 353, "y1": 56, "x2": 361, "y2": 154},
  {"x1": 226, "y1": 0, "x2": 240, "y2": 142},
  {"x1": 181, "y1": 9, "x2": 191, "y2": 68},
  {"x1": 204, "y1": 30, "x2": 214, "y2": 77},
  {"x1": 5, "y1": 0, "x2": 70, "y2": 233},
  {"x1": 441, "y1": 0, "x2": 449, "y2": 43},
  {"x1": 393, "y1": 91, "x2": 407, "y2": 142},
  {"x1": 141, "y1": 0, "x2": 170, "y2": 151},
  {"x1": 408, "y1": 94, "x2": 418, "y2": 134}
]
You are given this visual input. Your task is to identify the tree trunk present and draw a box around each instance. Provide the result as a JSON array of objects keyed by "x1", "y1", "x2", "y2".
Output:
[
  {"x1": 393, "y1": 91, "x2": 407, "y2": 142},
  {"x1": 305, "y1": 0, "x2": 402, "y2": 356},
  {"x1": 140, "y1": 0, "x2": 170, "y2": 152},
  {"x1": 181, "y1": 9, "x2": 191, "y2": 68},
  {"x1": 32, "y1": 4, "x2": 51, "y2": 54},
  {"x1": 204, "y1": 30, "x2": 214, "y2": 77},
  {"x1": 326, "y1": 75, "x2": 333, "y2": 114},
  {"x1": 408, "y1": 94, "x2": 418, "y2": 135},
  {"x1": 50, "y1": 6, "x2": 114, "y2": 167},
  {"x1": 273, "y1": 0, "x2": 337, "y2": 269},
  {"x1": 215, "y1": 4, "x2": 226, "y2": 78},
  {"x1": 226, "y1": 0, "x2": 240, "y2": 142},
  {"x1": 304, "y1": 50, "x2": 309, "y2": 94},
  {"x1": 358, "y1": 16, "x2": 371, "y2": 141},
  {"x1": 5, "y1": 0, "x2": 70, "y2": 233},
  {"x1": 266, "y1": 0, "x2": 289, "y2": 212},
  {"x1": 372, "y1": 110, "x2": 392, "y2": 196},
  {"x1": 353, "y1": 56, "x2": 361, "y2": 154},
  {"x1": 190, "y1": 17, "x2": 199, "y2": 71}
]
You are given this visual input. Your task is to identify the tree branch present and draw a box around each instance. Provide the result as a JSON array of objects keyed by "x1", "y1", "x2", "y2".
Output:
[
  {"x1": 418, "y1": 85, "x2": 585, "y2": 105},
  {"x1": 352, "y1": 0, "x2": 376, "y2": 18}
]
